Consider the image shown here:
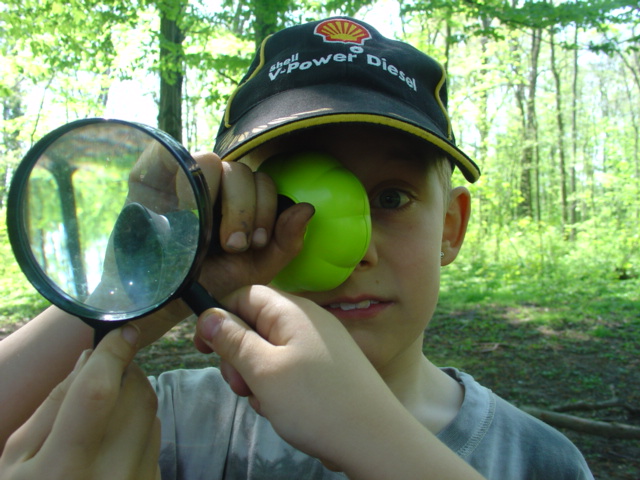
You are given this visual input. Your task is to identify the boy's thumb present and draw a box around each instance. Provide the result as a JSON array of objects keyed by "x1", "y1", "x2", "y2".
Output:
[{"x1": 195, "y1": 308, "x2": 255, "y2": 369}]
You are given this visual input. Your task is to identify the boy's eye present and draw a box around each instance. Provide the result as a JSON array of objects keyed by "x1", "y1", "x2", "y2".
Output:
[{"x1": 371, "y1": 189, "x2": 411, "y2": 209}]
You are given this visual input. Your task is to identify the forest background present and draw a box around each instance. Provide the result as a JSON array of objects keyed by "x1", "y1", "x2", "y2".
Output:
[{"x1": 0, "y1": 0, "x2": 639, "y2": 478}]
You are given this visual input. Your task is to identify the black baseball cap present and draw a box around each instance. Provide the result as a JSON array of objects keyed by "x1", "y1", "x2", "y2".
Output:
[{"x1": 214, "y1": 17, "x2": 480, "y2": 182}]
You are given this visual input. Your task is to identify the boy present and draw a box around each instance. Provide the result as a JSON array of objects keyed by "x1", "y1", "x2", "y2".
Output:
[{"x1": 0, "y1": 17, "x2": 592, "y2": 479}]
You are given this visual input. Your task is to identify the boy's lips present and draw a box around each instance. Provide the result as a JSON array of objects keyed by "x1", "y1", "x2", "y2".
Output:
[
  {"x1": 328, "y1": 299, "x2": 379, "y2": 311},
  {"x1": 321, "y1": 297, "x2": 390, "y2": 319}
]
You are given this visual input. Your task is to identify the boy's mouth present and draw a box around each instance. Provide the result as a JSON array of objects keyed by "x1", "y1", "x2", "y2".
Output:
[
  {"x1": 327, "y1": 299, "x2": 380, "y2": 311},
  {"x1": 321, "y1": 297, "x2": 390, "y2": 320}
]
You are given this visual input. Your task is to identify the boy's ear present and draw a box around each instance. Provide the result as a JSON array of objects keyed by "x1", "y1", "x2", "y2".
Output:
[{"x1": 441, "y1": 186, "x2": 471, "y2": 266}]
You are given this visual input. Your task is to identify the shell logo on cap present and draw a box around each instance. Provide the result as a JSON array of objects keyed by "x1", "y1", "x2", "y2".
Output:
[{"x1": 314, "y1": 19, "x2": 371, "y2": 45}]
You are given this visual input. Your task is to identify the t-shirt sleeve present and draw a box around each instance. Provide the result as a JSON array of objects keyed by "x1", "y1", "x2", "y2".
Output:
[
  {"x1": 438, "y1": 369, "x2": 594, "y2": 480},
  {"x1": 473, "y1": 395, "x2": 594, "y2": 479}
]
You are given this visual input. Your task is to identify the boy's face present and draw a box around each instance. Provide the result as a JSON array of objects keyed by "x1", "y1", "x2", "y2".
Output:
[{"x1": 243, "y1": 125, "x2": 468, "y2": 374}]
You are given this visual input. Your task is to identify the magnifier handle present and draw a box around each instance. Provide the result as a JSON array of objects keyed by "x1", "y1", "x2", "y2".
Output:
[
  {"x1": 92, "y1": 321, "x2": 127, "y2": 347},
  {"x1": 91, "y1": 283, "x2": 221, "y2": 347},
  {"x1": 182, "y1": 282, "x2": 225, "y2": 315},
  {"x1": 208, "y1": 198, "x2": 223, "y2": 255}
]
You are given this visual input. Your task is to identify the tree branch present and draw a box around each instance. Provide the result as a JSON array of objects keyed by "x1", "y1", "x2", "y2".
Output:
[{"x1": 522, "y1": 406, "x2": 640, "y2": 439}]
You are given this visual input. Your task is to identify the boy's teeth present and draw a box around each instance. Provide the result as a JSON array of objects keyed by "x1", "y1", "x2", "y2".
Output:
[{"x1": 330, "y1": 300, "x2": 379, "y2": 311}]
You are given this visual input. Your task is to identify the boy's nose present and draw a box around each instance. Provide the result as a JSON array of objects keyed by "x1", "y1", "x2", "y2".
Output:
[{"x1": 356, "y1": 234, "x2": 379, "y2": 269}]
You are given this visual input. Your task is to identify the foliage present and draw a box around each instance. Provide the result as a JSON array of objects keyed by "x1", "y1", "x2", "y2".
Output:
[
  {"x1": 0, "y1": 211, "x2": 48, "y2": 318},
  {"x1": 0, "y1": 1, "x2": 636, "y2": 281},
  {"x1": 0, "y1": 0, "x2": 637, "y2": 304},
  {"x1": 443, "y1": 213, "x2": 639, "y2": 305},
  {"x1": 0, "y1": 0, "x2": 134, "y2": 73}
]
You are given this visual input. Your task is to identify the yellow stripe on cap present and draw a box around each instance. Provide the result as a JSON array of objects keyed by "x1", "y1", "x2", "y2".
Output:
[
  {"x1": 221, "y1": 113, "x2": 481, "y2": 182},
  {"x1": 433, "y1": 63, "x2": 452, "y2": 140}
]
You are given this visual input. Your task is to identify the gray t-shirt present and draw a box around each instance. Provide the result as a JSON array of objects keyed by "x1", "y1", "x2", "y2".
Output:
[{"x1": 150, "y1": 367, "x2": 593, "y2": 479}]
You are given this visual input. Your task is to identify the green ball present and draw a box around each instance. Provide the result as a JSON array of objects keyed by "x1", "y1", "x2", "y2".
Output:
[{"x1": 258, "y1": 151, "x2": 371, "y2": 292}]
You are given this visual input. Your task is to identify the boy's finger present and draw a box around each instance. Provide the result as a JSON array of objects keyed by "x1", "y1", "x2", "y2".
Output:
[
  {"x1": 248, "y1": 203, "x2": 314, "y2": 282},
  {"x1": 269, "y1": 202, "x2": 314, "y2": 256},
  {"x1": 1, "y1": 350, "x2": 91, "y2": 462},
  {"x1": 137, "y1": 416, "x2": 162, "y2": 480},
  {"x1": 219, "y1": 161, "x2": 256, "y2": 252},
  {"x1": 219, "y1": 359, "x2": 253, "y2": 397},
  {"x1": 130, "y1": 140, "x2": 180, "y2": 191},
  {"x1": 191, "y1": 152, "x2": 223, "y2": 206},
  {"x1": 94, "y1": 364, "x2": 159, "y2": 478},
  {"x1": 195, "y1": 286, "x2": 310, "y2": 370},
  {"x1": 127, "y1": 141, "x2": 181, "y2": 211},
  {"x1": 192, "y1": 332, "x2": 214, "y2": 354},
  {"x1": 221, "y1": 285, "x2": 312, "y2": 345},
  {"x1": 251, "y1": 171, "x2": 278, "y2": 248},
  {"x1": 195, "y1": 306, "x2": 268, "y2": 383},
  {"x1": 39, "y1": 325, "x2": 140, "y2": 462}
]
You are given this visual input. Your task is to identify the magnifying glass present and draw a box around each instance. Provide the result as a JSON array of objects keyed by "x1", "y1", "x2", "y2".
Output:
[
  {"x1": 6, "y1": 118, "x2": 372, "y2": 346},
  {"x1": 7, "y1": 118, "x2": 221, "y2": 345}
]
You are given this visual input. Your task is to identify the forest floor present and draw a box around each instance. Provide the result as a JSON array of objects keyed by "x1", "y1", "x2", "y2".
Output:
[
  {"x1": 424, "y1": 300, "x2": 640, "y2": 480},
  {"x1": 2, "y1": 281, "x2": 638, "y2": 479}
]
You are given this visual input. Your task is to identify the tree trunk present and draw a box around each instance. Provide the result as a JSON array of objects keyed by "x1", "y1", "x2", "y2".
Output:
[
  {"x1": 158, "y1": 7, "x2": 185, "y2": 142},
  {"x1": 549, "y1": 29, "x2": 569, "y2": 237},
  {"x1": 617, "y1": 44, "x2": 640, "y2": 224},
  {"x1": 518, "y1": 28, "x2": 541, "y2": 219},
  {"x1": 251, "y1": 0, "x2": 280, "y2": 50},
  {"x1": 569, "y1": 26, "x2": 580, "y2": 241}
]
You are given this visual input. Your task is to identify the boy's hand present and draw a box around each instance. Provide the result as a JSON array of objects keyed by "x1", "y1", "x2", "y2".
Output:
[
  {"x1": 128, "y1": 152, "x2": 314, "y2": 347},
  {"x1": 193, "y1": 285, "x2": 402, "y2": 471},
  {"x1": 0, "y1": 326, "x2": 161, "y2": 480},
  {"x1": 128, "y1": 147, "x2": 312, "y2": 296},
  {"x1": 193, "y1": 286, "x2": 487, "y2": 480},
  {"x1": 193, "y1": 153, "x2": 314, "y2": 297}
]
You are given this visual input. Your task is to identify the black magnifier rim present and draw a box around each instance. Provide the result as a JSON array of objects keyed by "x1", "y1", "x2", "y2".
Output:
[{"x1": 7, "y1": 117, "x2": 213, "y2": 324}]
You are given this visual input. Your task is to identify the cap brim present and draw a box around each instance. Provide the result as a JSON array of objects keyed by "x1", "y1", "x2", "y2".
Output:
[{"x1": 215, "y1": 84, "x2": 480, "y2": 183}]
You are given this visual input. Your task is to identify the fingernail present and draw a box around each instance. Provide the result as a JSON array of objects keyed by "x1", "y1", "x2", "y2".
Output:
[
  {"x1": 200, "y1": 309, "x2": 223, "y2": 341},
  {"x1": 226, "y1": 231, "x2": 248, "y2": 251},
  {"x1": 301, "y1": 203, "x2": 315, "y2": 224},
  {"x1": 252, "y1": 228, "x2": 268, "y2": 248},
  {"x1": 122, "y1": 324, "x2": 140, "y2": 346}
]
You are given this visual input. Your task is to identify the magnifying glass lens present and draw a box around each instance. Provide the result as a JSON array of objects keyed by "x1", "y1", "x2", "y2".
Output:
[{"x1": 8, "y1": 119, "x2": 208, "y2": 330}]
